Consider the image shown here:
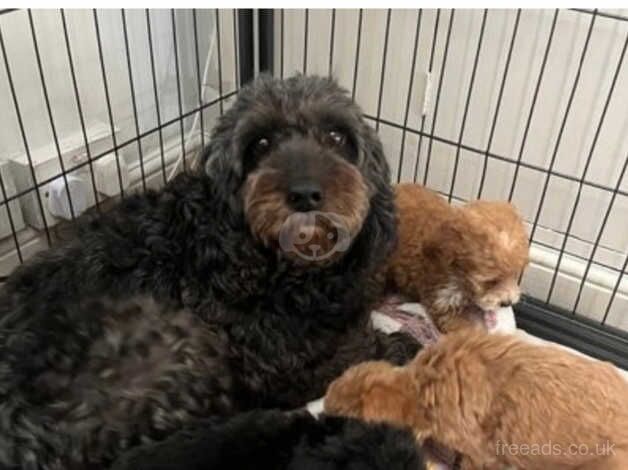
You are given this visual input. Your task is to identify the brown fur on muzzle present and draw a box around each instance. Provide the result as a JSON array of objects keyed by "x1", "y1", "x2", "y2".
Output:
[{"x1": 243, "y1": 158, "x2": 369, "y2": 264}]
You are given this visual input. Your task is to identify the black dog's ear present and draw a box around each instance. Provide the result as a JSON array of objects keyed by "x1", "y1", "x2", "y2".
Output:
[
  {"x1": 199, "y1": 142, "x2": 216, "y2": 173},
  {"x1": 348, "y1": 119, "x2": 397, "y2": 266},
  {"x1": 201, "y1": 141, "x2": 224, "y2": 177},
  {"x1": 199, "y1": 112, "x2": 245, "y2": 199},
  {"x1": 360, "y1": 124, "x2": 391, "y2": 185}
]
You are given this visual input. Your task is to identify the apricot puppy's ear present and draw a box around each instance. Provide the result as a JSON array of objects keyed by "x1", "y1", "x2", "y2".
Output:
[
  {"x1": 361, "y1": 372, "x2": 416, "y2": 427},
  {"x1": 324, "y1": 361, "x2": 395, "y2": 418},
  {"x1": 423, "y1": 229, "x2": 455, "y2": 269}
]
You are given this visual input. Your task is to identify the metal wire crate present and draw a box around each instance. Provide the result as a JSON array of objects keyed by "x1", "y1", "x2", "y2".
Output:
[{"x1": 1, "y1": 8, "x2": 627, "y2": 366}]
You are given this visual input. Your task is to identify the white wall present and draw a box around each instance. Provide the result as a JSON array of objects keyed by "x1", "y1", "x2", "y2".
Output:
[
  {"x1": 0, "y1": 9, "x2": 238, "y2": 167},
  {"x1": 0, "y1": 8, "x2": 238, "y2": 274},
  {"x1": 275, "y1": 9, "x2": 628, "y2": 330}
]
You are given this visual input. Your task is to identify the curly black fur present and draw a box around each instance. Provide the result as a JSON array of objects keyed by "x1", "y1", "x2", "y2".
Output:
[
  {"x1": 111, "y1": 410, "x2": 426, "y2": 470},
  {"x1": 0, "y1": 75, "x2": 419, "y2": 469}
]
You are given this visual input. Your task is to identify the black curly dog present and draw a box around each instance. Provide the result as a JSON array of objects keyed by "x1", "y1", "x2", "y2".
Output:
[
  {"x1": 0, "y1": 75, "x2": 418, "y2": 469},
  {"x1": 111, "y1": 409, "x2": 426, "y2": 470}
]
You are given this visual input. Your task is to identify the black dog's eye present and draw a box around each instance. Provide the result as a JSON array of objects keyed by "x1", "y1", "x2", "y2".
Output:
[
  {"x1": 244, "y1": 137, "x2": 272, "y2": 172},
  {"x1": 253, "y1": 137, "x2": 271, "y2": 154},
  {"x1": 328, "y1": 130, "x2": 346, "y2": 146}
]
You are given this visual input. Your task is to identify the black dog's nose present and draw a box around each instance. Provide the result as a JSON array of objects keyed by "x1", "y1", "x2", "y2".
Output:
[
  {"x1": 500, "y1": 301, "x2": 512, "y2": 308},
  {"x1": 287, "y1": 182, "x2": 323, "y2": 211}
]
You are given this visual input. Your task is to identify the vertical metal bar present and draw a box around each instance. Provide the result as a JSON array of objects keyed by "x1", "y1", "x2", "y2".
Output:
[
  {"x1": 232, "y1": 9, "x2": 240, "y2": 88},
  {"x1": 475, "y1": 9, "x2": 521, "y2": 199},
  {"x1": 93, "y1": 9, "x2": 125, "y2": 197},
  {"x1": 396, "y1": 9, "x2": 422, "y2": 183},
  {"x1": 448, "y1": 9, "x2": 488, "y2": 201},
  {"x1": 0, "y1": 174, "x2": 23, "y2": 263},
  {"x1": 413, "y1": 9, "x2": 441, "y2": 183},
  {"x1": 603, "y1": 253, "x2": 628, "y2": 324},
  {"x1": 351, "y1": 9, "x2": 363, "y2": 101},
  {"x1": 280, "y1": 9, "x2": 284, "y2": 79},
  {"x1": 60, "y1": 9, "x2": 101, "y2": 211},
  {"x1": 328, "y1": 9, "x2": 336, "y2": 77},
  {"x1": 374, "y1": 9, "x2": 392, "y2": 133},
  {"x1": 171, "y1": 9, "x2": 187, "y2": 172},
  {"x1": 509, "y1": 10, "x2": 559, "y2": 201},
  {"x1": 579, "y1": 152, "x2": 627, "y2": 322},
  {"x1": 121, "y1": 9, "x2": 147, "y2": 192},
  {"x1": 192, "y1": 10, "x2": 205, "y2": 149},
  {"x1": 215, "y1": 8, "x2": 224, "y2": 115},
  {"x1": 303, "y1": 9, "x2": 309, "y2": 74},
  {"x1": 238, "y1": 10, "x2": 254, "y2": 85},
  {"x1": 253, "y1": 10, "x2": 258, "y2": 77},
  {"x1": 258, "y1": 9, "x2": 273, "y2": 75},
  {"x1": 560, "y1": 35, "x2": 628, "y2": 313},
  {"x1": 145, "y1": 9, "x2": 167, "y2": 185},
  {"x1": 0, "y1": 25, "x2": 51, "y2": 247},
  {"x1": 423, "y1": 9, "x2": 455, "y2": 186},
  {"x1": 527, "y1": 11, "x2": 597, "y2": 246},
  {"x1": 28, "y1": 9, "x2": 76, "y2": 220}
]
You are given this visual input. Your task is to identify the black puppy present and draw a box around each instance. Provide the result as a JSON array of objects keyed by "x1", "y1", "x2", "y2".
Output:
[
  {"x1": 0, "y1": 75, "x2": 418, "y2": 468},
  {"x1": 111, "y1": 410, "x2": 426, "y2": 470}
]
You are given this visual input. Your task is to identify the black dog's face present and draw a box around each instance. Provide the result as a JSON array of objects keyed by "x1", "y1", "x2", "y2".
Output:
[
  {"x1": 208, "y1": 75, "x2": 385, "y2": 265},
  {"x1": 241, "y1": 105, "x2": 370, "y2": 265}
]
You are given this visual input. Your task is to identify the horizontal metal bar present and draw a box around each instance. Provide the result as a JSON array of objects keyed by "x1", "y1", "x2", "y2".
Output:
[
  {"x1": 0, "y1": 91, "x2": 236, "y2": 208},
  {"x1": 571, "y1": 8, "x2": 628, "y2": 22},
  {"x1": 515, "y1": 296, "x2": 628, "y2": 370},
  {"x1": 364, "y1": 114, "x2": 628, "y2": 199}
]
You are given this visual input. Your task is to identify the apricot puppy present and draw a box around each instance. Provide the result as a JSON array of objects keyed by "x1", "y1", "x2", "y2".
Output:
[
  {"x1": 386, "y1": 184, "x2": 529, "y2": 333},
  {"x1": 325, "y1": 331, "x2": 628, "y2": 470}
]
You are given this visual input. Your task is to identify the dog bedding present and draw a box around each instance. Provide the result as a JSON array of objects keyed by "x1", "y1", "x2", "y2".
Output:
[{"x1": 308, "y1": 296, "x2": 518, "y2": 470}]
